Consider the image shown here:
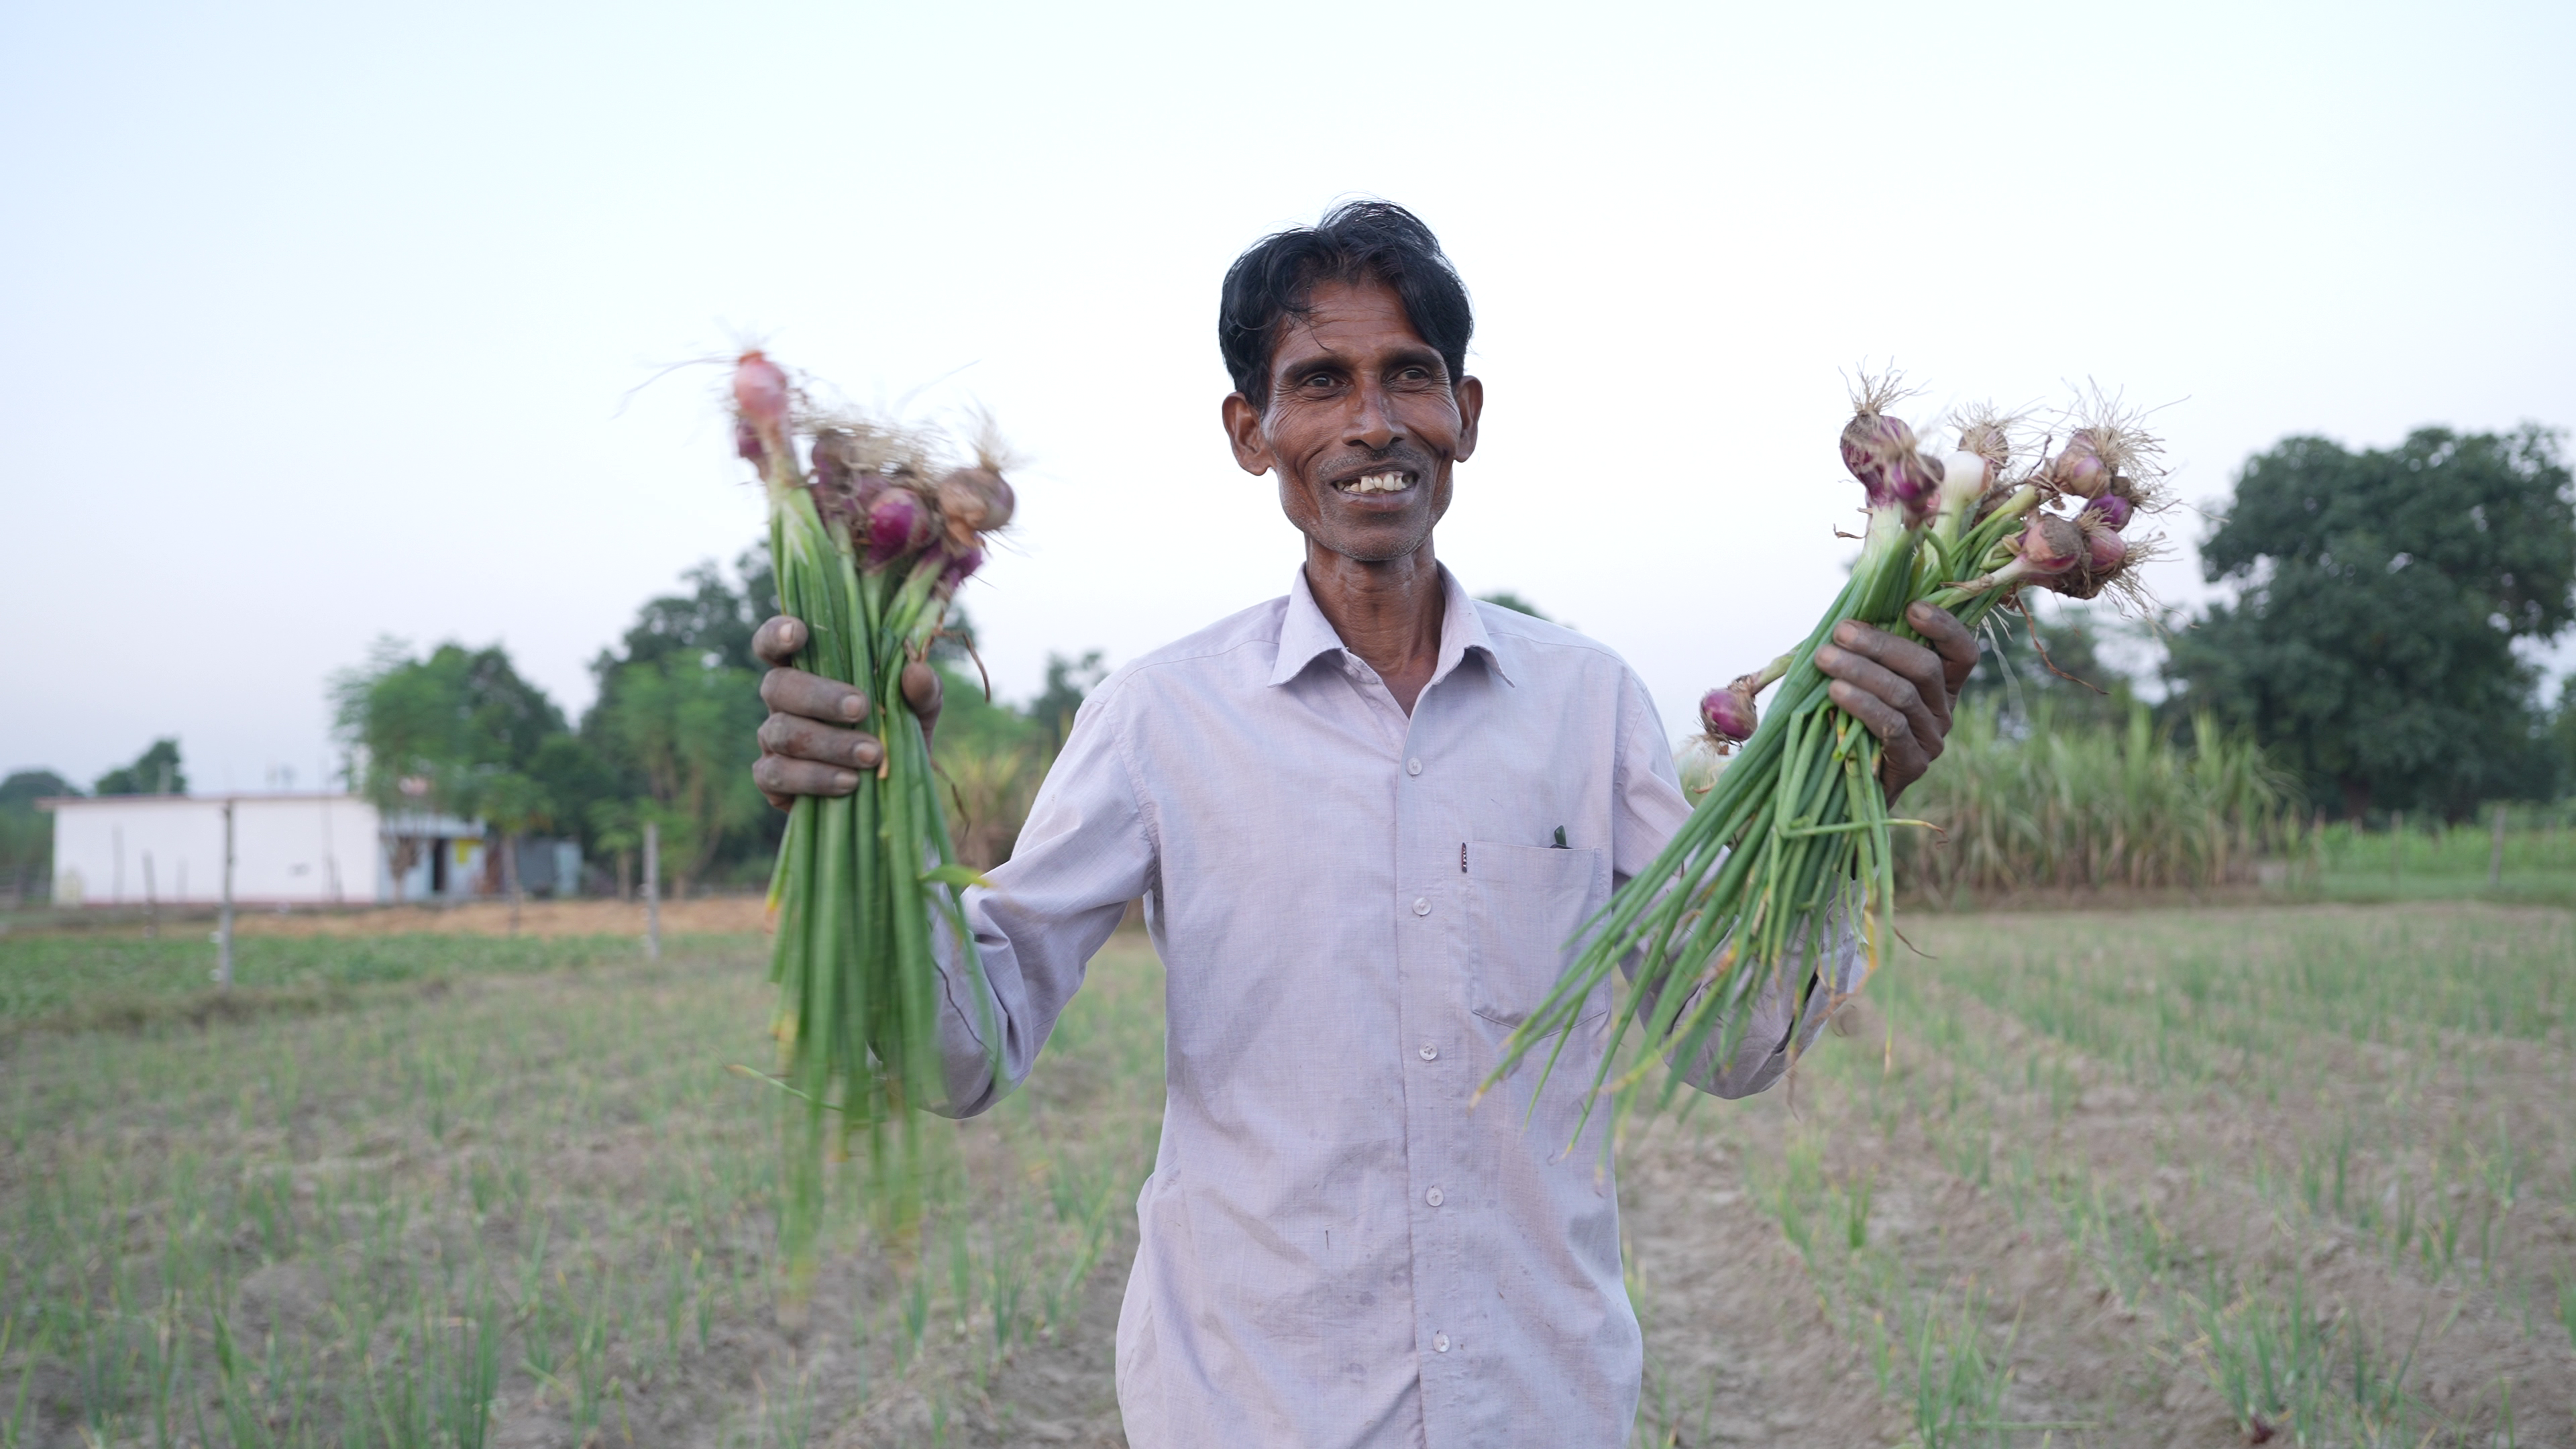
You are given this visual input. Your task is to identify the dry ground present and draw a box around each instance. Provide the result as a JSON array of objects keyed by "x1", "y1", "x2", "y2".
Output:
[{"x1": 228, "y1": 897, "x2": 772, "y2": 938}]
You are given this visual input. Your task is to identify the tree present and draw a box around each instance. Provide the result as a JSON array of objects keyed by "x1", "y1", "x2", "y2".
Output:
[
  {"x1": 612, "y1": 553, "x2": 768, "y2": 676},
  {"x1": 331, "y1": 641, "x2": 589, "y2": 900},
  {"x1": 590, "y1": 653, "x2": 765, "y2": 894},
  {"x1": 95, "y1": 739, "x2": 186, "y2": 796},
  {"x1": 2165, "y1": 425, "x2": 2574, "y2": 818},
  {"x1": 0, "y1": 769, "x2": 77, "y2": 901},
  {"x1": 476, "y1": 770, "x2": 551, "y2": 930},
  {"x1": 1027, "y1": 650, "x2": 1108, "y2": 752},
  {"x1": 333, "y1": 640, "x2": 568, "y2": 816},
  {"x1": 1476, "y1": 590, "x2": 1550, "y2": 620}
]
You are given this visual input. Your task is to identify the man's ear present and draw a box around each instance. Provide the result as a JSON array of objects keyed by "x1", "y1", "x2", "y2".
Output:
[
  {"x1": 1221, "y1": 392, "x2": 1275, "y2": 476},
  {"x1": 1452, "y1": 375, "x2": 1484, "y2": 464}
]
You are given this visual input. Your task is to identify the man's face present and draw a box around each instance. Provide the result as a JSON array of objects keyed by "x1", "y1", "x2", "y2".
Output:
[{"x1": 1223, "y1": 277, "x2": 1483, "y2": 564}]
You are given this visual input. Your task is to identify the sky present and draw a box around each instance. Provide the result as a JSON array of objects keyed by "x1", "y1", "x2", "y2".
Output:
[{"x1": 4, "y1": 0, "x2": 2571, "y2": 790}]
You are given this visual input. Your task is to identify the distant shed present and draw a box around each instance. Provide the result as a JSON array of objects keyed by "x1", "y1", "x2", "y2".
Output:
[{"x1": 40, "y1": 794, "x2": 488, "y2": 907}]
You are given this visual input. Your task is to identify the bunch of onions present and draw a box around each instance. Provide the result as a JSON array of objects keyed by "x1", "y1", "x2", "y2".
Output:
[
  {"x1": 1491, "y1": 378, "x2": 2167, "y2": 1142},
  {"x1": 731, "y1": 351, "x2": 1011, "y2": 1294}
]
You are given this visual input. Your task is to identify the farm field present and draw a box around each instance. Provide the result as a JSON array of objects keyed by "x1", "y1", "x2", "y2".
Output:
[{"x1": 1, "y1": 902, "x2": 2571, "y2": 1446}]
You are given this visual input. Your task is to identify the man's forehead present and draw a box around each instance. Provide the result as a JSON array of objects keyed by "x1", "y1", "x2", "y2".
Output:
[{"x1": 1273, "y1": 279, "x2": 1436, "y2": 367}]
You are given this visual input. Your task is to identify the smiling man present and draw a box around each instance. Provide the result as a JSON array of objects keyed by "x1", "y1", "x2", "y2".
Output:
[{"x1": 749, "y1": 202, "x2": 1976, "y2": 1447}]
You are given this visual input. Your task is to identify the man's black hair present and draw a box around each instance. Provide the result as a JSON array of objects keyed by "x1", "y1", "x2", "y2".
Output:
[{"x1": 1218, "y1": 201, "x2": 1473, "y2": 410}]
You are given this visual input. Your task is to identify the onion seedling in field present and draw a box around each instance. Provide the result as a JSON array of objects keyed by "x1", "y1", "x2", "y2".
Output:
[{"x1": 729, "y1": 352, "x2": 1013, "y2": 1298}]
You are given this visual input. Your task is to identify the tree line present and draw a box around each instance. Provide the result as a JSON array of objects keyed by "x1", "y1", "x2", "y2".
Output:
[
  {"x1": 1975, "y1": 423, "x2": 2575, "y2": 823},
  {"x1": 325, "y1": 547, "x2": 1114, "y2": 896}
]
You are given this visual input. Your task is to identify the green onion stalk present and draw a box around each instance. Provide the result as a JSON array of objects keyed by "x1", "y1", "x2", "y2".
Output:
[
  {"x1": 1485, "y1": 383, "x2": 2167, "y2": 1150},
  {"x1": 730, "y1": 351, "x2": 1011, "y2": 1299}
]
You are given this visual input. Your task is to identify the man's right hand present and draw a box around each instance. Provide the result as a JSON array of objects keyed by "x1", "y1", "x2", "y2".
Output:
[{"x1": 751, "y1": 616, "x2": 945, "y2": 810}]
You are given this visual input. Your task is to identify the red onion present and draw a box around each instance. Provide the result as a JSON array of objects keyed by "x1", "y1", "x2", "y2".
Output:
[
  {"x1": 941, "y1": 543, "x2": 985, "y2": 592},
  {"x1": 734, "y1": 419, "x2": 765, "y2": 466},
  {"x1": 2082, "y1": 492, "x2": 2133, "y2": 531},
  {"x1": 1699, "y1": 682, "x2": 1759, "y2": 743},
  {"x1": 2084, "y1": 525, "x2": 2127, "y2": 572},
  {"x1": 2014, "y1": 514, "x2": 2086, "y2": 576},
  {"x1": 865, "y1": 487, "x2": 933, "y2": 568},
  {"x1": 2045, "y1": 433, "x2": 2108, "y2": 498},
  {"x1": 733, "y1": 352, "x2": 790, "y2": 429},
  {"x1": 935, "y1": 465, "x2": 1016, "y2": 551},
  {"x1": 1841, "y1": 411, "x2": 1939, "y2": 515}
]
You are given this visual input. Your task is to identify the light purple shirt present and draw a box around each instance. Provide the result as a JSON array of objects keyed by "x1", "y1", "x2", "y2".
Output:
[{"x1": 933, "y1": 566, "x2": 1855, "y2": 1448}]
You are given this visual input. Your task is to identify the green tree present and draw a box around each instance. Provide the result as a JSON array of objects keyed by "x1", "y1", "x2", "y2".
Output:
[
  {"x1": 2165, "y1": 425, "x2": 2574, "y2": 818},
  {"x1": 1, "y1": 769, "x2": 78, "y2": 901},
  {"x1": 1026, "y1": 651, "x2": 1108, "y2": 753},
  {"x1": 476, "y1": 769, "x2": 553, "y2": 927},
  {"x1": 94, "y1": 739, "x2": 186, "y2": 796},
  {"x1": 590, "y1": 653, "x2": 765, "y2": 894},
  {"x1": 612, "y1": 553, "x2": 769, "y2": 676},
  {"x1": 1475, "y1": 590, "x2": 1550, "y2": 620},
  {"x1": 332, "y1": 640, "x2": 568, "y2": 816}
]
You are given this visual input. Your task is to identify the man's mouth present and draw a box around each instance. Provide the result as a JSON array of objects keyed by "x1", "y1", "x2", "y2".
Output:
[{"x1": 1335, "y1": 470, "x2": 1415, "y2": 496}]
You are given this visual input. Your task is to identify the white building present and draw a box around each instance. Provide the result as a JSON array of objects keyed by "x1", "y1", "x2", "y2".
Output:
[{"x1": 40, "y1": 794, "x2": 523, "y2": 906}]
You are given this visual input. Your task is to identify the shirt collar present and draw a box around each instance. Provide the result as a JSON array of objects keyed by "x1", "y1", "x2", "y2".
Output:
[{"x1": 1266, "y1": 564, "x2": 1517, "y2": 690}]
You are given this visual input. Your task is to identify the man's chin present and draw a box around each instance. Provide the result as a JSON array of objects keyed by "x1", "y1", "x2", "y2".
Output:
[{"x1": 1307, "y1": 524, "x2": 1435, "y2": 566}]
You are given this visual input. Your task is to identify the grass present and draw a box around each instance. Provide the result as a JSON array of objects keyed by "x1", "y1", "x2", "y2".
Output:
[
  {"x1": 0, "y1": 925, "x2": 1163, "y2": 1446},
  {"x1": 7, "y1": 901, "x2": 2572, "y2": 1446},
  {"x1": 1893, "y1": 704, "x2": 2294, "y2": 898},
  {"x1": 2303, "y1": 813, "x2": 2576, "y2": 908},
  {"x1": 0, "y1": 929, "x2": 700, "y2": 1032}
]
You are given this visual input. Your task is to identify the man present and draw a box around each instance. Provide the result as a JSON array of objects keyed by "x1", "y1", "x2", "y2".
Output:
[{"x1": 751, "y1": 203, "x2": 1976, "y2": 1446}]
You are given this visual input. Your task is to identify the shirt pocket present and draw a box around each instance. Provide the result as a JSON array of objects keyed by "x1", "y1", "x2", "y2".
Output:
[{"x1": 1462, "y1": 841, "x2": 1607, "y2": 1030}]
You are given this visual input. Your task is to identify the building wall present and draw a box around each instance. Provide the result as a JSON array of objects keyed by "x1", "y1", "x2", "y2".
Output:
[{"x1": 48, "y1": 796, "x2": 385, "y2": 906}]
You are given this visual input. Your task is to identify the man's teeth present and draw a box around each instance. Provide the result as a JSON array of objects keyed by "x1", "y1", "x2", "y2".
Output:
[{"x1": 1340, "y1": 472, "x2": 1411, "y2": 494}]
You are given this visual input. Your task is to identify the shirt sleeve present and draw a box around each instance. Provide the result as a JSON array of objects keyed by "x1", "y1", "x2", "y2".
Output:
[
  {"x1": 924, "y1": 680, "x2": 1156, "y2": 1118},
  {"x1": 1607, "y1": 669, "x2": 1866, "y2": 1101}
]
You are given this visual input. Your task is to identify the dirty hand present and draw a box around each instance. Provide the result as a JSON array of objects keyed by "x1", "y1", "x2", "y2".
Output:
[
  {"x1": 1811, "y1": 601, "x2": 1979, "y2": 804},
  {"x1": 749, "y1": 615, "x2": 945, "y2": 810}
]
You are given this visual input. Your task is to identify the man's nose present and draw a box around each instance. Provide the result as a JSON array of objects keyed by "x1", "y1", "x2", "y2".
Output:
[{"x1": 1346, "y1": 378, "x2": 1399, "y2": 452}]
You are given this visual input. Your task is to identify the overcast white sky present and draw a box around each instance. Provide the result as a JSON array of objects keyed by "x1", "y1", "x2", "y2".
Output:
[{"x1": 5, "y1": 0, "x2": 2571, "y2": 790}]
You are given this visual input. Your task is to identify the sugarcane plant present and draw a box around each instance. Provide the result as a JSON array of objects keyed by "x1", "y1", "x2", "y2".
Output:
[
  {"x1": 1489, "y1": 376, "x2": 2170, "y2": 1146},
  {"x1": 728, "y1": 351, "x2": 1013, "y2": 1297}
]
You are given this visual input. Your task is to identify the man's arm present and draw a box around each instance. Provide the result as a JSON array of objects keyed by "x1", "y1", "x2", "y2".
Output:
[
  {"x1": 751, "y1": 616, "x2": 1151, "y2": 1117},
  {"x1": 1621, "y1": 603, "x2": 1977, "y2": 1097}
]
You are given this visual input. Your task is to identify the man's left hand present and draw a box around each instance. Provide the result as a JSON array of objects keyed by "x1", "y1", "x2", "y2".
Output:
[{"x1": 1812, "y1": 602, "x2": 1980, "y2": 803}]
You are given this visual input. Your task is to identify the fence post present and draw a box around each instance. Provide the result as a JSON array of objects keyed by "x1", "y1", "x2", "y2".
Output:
[
  {"x1": 643, "y1": 820, "x2": 661, "y2": 961},
  {"x1": 2390, "y1": 810, "x2": 2402, "y2": 895},
  {"x1": 217, "y1": 800, "x2": 235, "y2": 989},
  {"x1": 2489, "y1": 803, "x2": 2508, "y2": 891}
]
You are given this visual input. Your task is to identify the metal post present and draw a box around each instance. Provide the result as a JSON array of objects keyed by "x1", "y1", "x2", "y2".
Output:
[
  {"x1": 143, "y1": 852, "x2": 158, "y2": 939},
  {"x1": 503, "y1": 833, "x2": 522, "y2": 936},
  {"x1": 217, "y1": 800, "x2": 236, "y2": 988},
  {"x1": 2489, "y1": 803, "x2": 2508, "y2": 891},
  {"x1": 2390, "y1": 810, "x2": 2402, "y2": 894},
  {"x1": 643, "y1": 819, "x2": 661, "y2": 961}
]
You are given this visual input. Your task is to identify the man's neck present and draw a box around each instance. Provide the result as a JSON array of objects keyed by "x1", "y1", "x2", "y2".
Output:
[{"x1": 1304, "y1": 539, "x2": 1446, "y2": 715}]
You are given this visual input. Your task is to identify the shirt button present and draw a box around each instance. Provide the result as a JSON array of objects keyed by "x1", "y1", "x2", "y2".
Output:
[
  {"x1": 1406, "y1": 757, "x2": 1423, "y2": 776},
  {"x1": 1412, "y1": 898, "x2": 1431, "y2": 916},
  {"x1": 1426, "y1": 1187, "x2": 1444, "y2": 1207},
  {"x1": 1418, "y1": 1044, "x2": 1438, "y2": 1061},
  {"x1": 1433, "y1": 1332, "x2": 1451, "y2": 1352}
]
